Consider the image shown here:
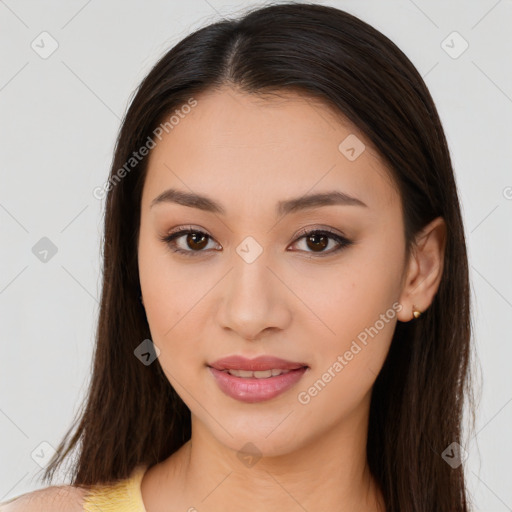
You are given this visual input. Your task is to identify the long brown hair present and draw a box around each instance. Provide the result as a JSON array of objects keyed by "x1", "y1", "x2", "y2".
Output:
[{"x1": 41, "y1": 3, "x2": 476, "y2": 510}]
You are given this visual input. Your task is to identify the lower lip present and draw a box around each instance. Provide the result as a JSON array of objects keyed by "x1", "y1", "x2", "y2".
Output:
[{"x1": 208, "y1": 366, "x2": 308, "y2": 403}]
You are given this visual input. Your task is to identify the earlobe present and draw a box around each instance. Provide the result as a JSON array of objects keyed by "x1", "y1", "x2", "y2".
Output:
[{"x1": 397, "y1": 216, "x2": 447, "y2": 322}]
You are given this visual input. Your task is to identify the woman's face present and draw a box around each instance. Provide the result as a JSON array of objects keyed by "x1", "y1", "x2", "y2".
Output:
[{"x1": 138, "y1": 86, "x2": 409, "y2": 456}]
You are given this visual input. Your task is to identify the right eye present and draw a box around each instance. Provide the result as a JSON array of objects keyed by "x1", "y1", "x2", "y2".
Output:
[{"x1": 159, "y1": 227, "x2": 221, "y2": 257}]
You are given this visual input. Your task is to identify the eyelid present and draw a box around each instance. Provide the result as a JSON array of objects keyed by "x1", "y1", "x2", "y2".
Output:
[
  {"x1": 164, "y1": 224, "x2": 209, "y2": 238},
  {"x1": 292, "y1": 225, "x2": 348, "y2": 241}
]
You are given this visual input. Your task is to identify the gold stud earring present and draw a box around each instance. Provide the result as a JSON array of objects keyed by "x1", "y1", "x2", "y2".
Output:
[{"x1": 412, "y1": 304, "x2": 422, "y2": 319}]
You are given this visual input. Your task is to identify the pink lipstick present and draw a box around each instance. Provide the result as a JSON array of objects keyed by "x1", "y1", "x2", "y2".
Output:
[{"x1": 208, "y1": 355, "x2": 309, "y2": 403}]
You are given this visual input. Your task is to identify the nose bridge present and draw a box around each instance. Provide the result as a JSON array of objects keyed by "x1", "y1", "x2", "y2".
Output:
[
  {"x1": 229, "y1": 243, "x2": 276, "y2": 307},
  {"x1": 219, "y1": 241, "x2": 289, "y2": 339}
]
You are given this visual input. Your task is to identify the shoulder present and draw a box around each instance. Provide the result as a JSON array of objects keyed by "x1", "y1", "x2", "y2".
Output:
[{"x1": 0, "y1": 484, "x2": 87, "y2": 511}]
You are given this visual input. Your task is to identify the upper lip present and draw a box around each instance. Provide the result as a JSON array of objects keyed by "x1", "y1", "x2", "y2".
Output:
[{"x1": 208, "y1": 355, "x2": 308, "y2": 371}]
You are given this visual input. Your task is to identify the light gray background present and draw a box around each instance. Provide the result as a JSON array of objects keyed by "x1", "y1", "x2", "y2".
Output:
[{"x1": 1, "y1": 0, "x2": 511, "y2": 509}]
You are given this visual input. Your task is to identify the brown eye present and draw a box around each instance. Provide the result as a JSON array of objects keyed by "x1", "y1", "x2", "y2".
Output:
[
  {"x1": 290, "y1": 228, "x2": 353, "y2": 256},
  {"x1": 160, "y1": 228, "x2": 219, "y2": 257},
  {"x1": 185, "y1": 232, "x2": 209, "y2": 251},
  {"x1": 304, "y1": 232, "x2": 329, "y2": 252}
]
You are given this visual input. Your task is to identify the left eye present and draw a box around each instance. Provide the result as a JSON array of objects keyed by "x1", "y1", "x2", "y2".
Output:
[
  {"x1": 291, "y1": 228, "x2": 352, "y2": 255},
  {"x1": 160, "y1": 227, "x2": 353, "y2": 258}
]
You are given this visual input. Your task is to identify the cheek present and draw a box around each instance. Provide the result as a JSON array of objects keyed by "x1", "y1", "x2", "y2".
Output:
[
  {"x1": 297, "y1": 299, "x2": 398, "y2": 418},
  {"x1": 296, "y1": 236, "x2": 404, "y2": 399},
  {"x1": 138, "y1": 229, "x2": 189, "y2": 349},
  {"x1": 294, "y1": 236, "x2": 403, "y2": 345},
  {"x1": 137, "y1": 231, "x2": 214, "y2": 384}
]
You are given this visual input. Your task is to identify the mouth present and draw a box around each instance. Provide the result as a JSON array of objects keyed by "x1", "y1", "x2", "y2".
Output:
[
  {"x1": 218, "y1": 368, "x2": 302, "y2": 378},
  {"x1": 207, "y1": 355, "x2": 309, "y2": 403},
  {"x1": 208, "y1": 354, "x2": 308, "y2": 372}
]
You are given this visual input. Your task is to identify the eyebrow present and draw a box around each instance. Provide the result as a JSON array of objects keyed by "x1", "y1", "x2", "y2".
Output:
[{"x1": 150, "y1": 188, "x2": 367, "y2": 216}]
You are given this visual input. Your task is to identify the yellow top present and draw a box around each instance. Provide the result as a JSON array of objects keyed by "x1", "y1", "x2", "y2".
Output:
[{"x1": 83, "y1": 464, "x2": 149, "y2": 512}]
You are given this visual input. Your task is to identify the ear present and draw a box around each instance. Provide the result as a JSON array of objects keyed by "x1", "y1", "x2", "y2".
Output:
[{"x1": 396, "y1": 216, "x2": 447, "y2": 322}]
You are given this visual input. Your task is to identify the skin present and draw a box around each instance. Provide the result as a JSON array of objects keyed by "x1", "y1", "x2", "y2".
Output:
[{"x1": 136, "y1": 85, "x2": 446, "y2": 512}]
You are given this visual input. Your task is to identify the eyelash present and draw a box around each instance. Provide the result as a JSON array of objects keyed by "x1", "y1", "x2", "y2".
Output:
[{"x1": 159, "y1": 225, "x2": 353, "y2": 258}]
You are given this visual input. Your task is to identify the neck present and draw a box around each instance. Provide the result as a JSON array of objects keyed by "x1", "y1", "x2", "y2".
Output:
[{"x1": 152, "y1": 399, "x2": 384, "y2": 512}]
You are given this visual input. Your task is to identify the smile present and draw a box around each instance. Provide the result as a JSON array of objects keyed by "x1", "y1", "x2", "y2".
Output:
[
  {"x1": 208, "y1": 366, "x2": 308, "y2": 403},
  {"x1": 224, "y1": 368, "x2": 292, "y2": 378}
]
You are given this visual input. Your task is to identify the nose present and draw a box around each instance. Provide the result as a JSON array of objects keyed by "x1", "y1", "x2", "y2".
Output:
[{"x1": 217, "y1": 252, "x2": 291, "y2": 341}]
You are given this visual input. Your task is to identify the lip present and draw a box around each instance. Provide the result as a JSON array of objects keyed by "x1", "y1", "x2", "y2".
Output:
[
  {"x1": 207, "y1": 355, "x2": 309, "y2": 403},
  {"x1": 208, "y1": 355, "x2": 308, "y2": 371}
]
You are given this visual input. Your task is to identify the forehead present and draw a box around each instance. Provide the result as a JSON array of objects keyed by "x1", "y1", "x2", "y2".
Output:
[{"x1": 142, "y1": 86, "x2": 399, "y2": 215}]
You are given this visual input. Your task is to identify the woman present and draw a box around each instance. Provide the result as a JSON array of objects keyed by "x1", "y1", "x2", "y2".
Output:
[{"x1": 1, "y1": 2, "x2": 475, "y2": 511}]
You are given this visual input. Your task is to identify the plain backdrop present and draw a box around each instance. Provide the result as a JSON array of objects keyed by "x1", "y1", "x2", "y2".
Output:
[{"x1": 1, "y1": 0, "x2": 511, "y2": 509}]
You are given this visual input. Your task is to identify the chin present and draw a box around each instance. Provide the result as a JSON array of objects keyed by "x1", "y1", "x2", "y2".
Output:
[{"x1": 204, "y1": 421, "x2": 308, "y2": 460}]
